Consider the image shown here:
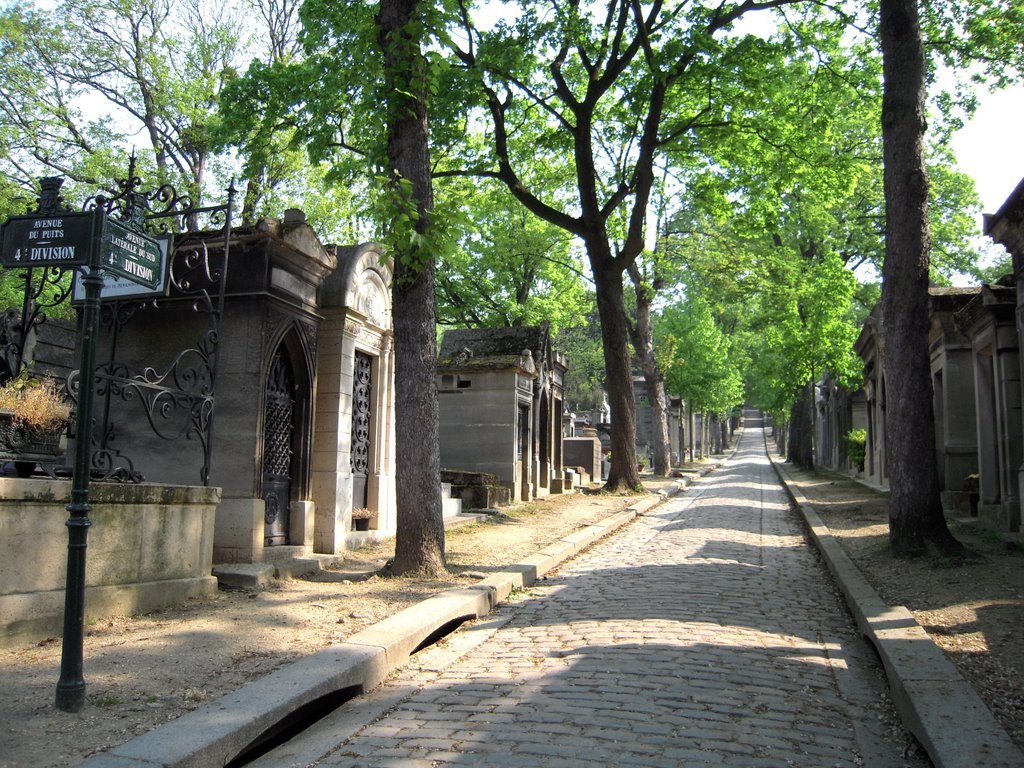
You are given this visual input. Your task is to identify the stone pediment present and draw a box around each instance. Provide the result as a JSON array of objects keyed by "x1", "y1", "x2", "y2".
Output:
[
  {"x1": 984, "y1": 175, "x2": 1024, "y2": 260},
  {"x1": 320, "y1": 243, "x2": 393, "y2": 331},
  {"x1": 438, "y1": 323, "x2": 554, "y2": 383},
  {"x1": 953, "y1": 283, "x2": 1017, "y2": 333}
]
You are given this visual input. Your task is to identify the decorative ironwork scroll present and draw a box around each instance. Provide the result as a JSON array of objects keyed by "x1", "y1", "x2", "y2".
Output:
[
  {"x1": 85, "y1": 160, "x2": 234, "y2": 485},
  {"x1": 2, "y1": 162, "x2": 234, "y2": 484}
]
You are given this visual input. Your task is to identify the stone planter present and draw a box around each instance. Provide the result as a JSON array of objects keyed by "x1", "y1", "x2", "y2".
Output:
[{"x1": 0, "y1": 411, "x2": 65, "y2": 477}]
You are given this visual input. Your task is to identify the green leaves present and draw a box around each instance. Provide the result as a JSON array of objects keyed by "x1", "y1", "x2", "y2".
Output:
[
  {"x1": 0, "y1": 0, "x2": 248, "y2": 204},
  {"x1": 434, "y1": 178, "x2": 589, "y2": 332},
  {"x1": 657, "y1": 295, "x2": 744, "y2": 415}
]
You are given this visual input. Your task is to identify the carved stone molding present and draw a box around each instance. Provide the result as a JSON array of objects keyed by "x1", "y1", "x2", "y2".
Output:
[{"x1": 263, "y1": 306, "x2": 291, "y2": 357}]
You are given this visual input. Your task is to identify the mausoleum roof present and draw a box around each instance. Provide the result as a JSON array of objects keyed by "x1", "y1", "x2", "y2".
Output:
[
  {"x1": 436, "y1": 352, "x2": 537, "y2": 376},
  {"x1": 439, "y1": 323, "x2": 551, "y2": 360}
]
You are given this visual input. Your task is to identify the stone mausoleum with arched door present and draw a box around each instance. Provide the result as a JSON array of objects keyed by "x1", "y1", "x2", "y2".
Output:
[{"x1": 87, "y1": 211, "x2": 397, "y2": 564}]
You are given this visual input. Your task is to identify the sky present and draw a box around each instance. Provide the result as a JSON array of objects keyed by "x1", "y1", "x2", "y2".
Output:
[{"x1": 950, "y1": 84, "x2": 1024, "y2": 219}]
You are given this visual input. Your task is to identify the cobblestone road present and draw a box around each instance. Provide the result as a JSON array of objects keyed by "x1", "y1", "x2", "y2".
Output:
[{"x1": 264, "y1": 418, "x2": 924, "y2": 768}]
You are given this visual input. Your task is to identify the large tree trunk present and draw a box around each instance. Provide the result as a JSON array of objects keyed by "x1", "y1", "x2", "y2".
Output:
[
  {"x1": 591, "y1": 256, "x2": 640, "y2": 491},
  {"x1": 787, "y1": 382, "x2": 815, "y2": 469},
  {"x1": 879, "y1": 0, "x2": 961, "y2": 557},
  {"x1": 627, "y1": 268, "x2": 672, "y2": 477},
  {"x1": 379, "y1": 0, "x2": 445, "y2": 576}
]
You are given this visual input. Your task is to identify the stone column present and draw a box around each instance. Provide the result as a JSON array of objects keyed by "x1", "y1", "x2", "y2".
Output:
[
  {"x1": 995, "y1": 321, "x2": 1022, "y2": 530},
  {"x1": 309, "y1": 312, "x2": 356, "y2": 553},
  {"x1": 368, "y1": 332, "x2": 395, "y2": 533}
]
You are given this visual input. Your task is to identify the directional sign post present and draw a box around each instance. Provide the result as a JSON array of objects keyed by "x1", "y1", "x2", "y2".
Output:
[
  {"x1": 54, "y1": 203, "x2": 105, "y2": 714},
  {"x1": 102, "y1": 217, "x2": 163, "y2": 289},
  {"x1": 0, "y1": 178, "x2": 171, "y2": 713}
]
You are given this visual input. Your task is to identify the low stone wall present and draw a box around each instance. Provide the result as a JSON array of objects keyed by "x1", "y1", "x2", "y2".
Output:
[{"x1": 0, "y1": 478, "x2": 221, "y2": 648}]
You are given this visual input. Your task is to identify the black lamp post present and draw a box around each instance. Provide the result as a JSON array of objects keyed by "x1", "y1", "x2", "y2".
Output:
[{"x1": 54, "y1": 200, "x2": 104, "y2": 713}]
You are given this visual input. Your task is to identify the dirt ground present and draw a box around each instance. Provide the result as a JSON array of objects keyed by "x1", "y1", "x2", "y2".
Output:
[
  {"x1": 3, "y1": 457, "x2": 1023, "y2": 767},
  {"x1": 785, "y1": 466, "x2": 1024, "y2": 753}
]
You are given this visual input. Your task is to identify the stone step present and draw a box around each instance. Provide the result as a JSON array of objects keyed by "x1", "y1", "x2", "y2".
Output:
[
  {"x1": 212, "y1": 550, "x2": 354, "y2": 589},
  {"x1": 442, "y1": 480, "x2": 463, "y2": 518}
]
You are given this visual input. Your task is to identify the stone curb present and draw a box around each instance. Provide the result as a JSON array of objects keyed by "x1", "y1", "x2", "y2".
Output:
[
  {"x1": 79, "y1": 484, "x2": 682, "y2": 768},
  {"x1": 768, "y1": 449, "x2": 1024, "y2": 768}
]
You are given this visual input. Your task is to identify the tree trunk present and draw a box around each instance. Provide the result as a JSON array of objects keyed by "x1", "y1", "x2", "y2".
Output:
[
  {"x1": 698, "y1": 411, "x2": 706, "y2": 458},
  {"x1": 591, "y1": 255, "x2": 641, "y2": 491},
  {"x1": 775, "y1": 418, "x2": 787, "y2": 457},
  {"x1": 627, "y1": 272, "x2": 672, "y2": 477},
  {"x1": 378, "y1": 0, "x2": 446, "y2": 576},
  {"x1": 879, "y1": 0, "x2": 961, "y2": 557},
  {"x1": 787, "y1": 382, "x2": 815, "y2": 469}
]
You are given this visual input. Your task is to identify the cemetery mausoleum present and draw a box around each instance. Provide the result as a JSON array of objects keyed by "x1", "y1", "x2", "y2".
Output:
[
  {"x1": 820, "y1": 175, "x2": 1024, "y2": 533},
  {"x1": 0, "y1": 204, "x2": 408, "y2": 642},
  {"x1": 437, "y1": 324, "x2": 568, "y2": 503}
]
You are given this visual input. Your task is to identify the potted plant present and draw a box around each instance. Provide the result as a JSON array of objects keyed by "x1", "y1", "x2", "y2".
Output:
[
  {"x1": 0, "y1": 371, "x2": 72, "y2": 476},
  {"x1": 351, "y1": 507, "x2": 372, "y2": 531}
]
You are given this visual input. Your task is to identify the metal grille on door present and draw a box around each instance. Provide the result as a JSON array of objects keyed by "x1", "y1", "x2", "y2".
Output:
[
  {"x1": 262, "y1": 349, "x2": 294, "y2": 545},
  {"x1": 351, "y1": 351, "x2": 372, "y2": 513}
]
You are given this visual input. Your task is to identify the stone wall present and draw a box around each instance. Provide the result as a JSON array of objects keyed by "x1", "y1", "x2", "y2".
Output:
[
  {"x1": 0, "y1": 479, "x2": 220, "y2": 648},
  {"x1": 563, "y1": 434, "x2": 602, "y2": 485}
]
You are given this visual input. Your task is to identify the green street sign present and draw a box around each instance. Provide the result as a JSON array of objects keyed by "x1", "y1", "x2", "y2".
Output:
[
  {"x1": 103, "y1": 217, "x2": 162, "y2": 289},
  {"x1": 0, "y1": 212, "x2": 94, "y2": 268}
]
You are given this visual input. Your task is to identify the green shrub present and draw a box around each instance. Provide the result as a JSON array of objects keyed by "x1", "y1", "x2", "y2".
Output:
[{"x1": 844, "y1": 428, "x2": 867, "y2": 472}]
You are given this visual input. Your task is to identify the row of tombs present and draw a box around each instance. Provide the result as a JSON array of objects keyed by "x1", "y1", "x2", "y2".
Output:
[
  {"x1": 0, "y1": 210, "x2": 611, "y2": 573},
  {"x1": 814, "y1": 175, "x2": 1024, "y2": 534}
]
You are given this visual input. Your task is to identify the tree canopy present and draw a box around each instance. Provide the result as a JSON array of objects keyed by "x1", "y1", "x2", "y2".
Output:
[
  {"x1": 2, "y1": 0, "x2": 1016, "y2": 543},
  {"x1": 434, "y1": 179, "x2": 590, "y2": 333}
]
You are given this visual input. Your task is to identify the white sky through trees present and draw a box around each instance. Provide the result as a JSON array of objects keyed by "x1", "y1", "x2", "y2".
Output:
[{"x1": 952, "y1": 84, "x2": 1024, "y2": 216}]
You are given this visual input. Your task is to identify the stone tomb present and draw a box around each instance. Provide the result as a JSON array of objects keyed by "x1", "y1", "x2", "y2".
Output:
[
  {"x1": 983, "y1": 181, "x2": 1024, "y2": 533},
  {"x1": 929, "y1": 288, "x2": 981, "y2": 515},
  {"x1": 633, "y1": 376, "x2": 689, "y2": 465},
  {"x1": 563, "y1": 426, "x2": 602, "y2": 486},
  {"x1": 313, "y1": 243, "x2": 397, "y2": 551},
  {"x1": 84, "y1": 214, "x2": 397, "y2": 562},
  {"x1": 437, "y1": 324, "x2": 567, "y2": 502},
  {"x1": 955, "y1": 282, "x2": 1021, "y2": 531}
]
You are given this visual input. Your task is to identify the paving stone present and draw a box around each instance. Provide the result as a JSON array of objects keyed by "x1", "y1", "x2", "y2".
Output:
[{"x1": 298, "y1": 426, "x2": 926, "y2": 768}]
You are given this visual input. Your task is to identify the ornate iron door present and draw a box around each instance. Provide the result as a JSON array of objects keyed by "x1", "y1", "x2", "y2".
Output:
[
  {"x1": 262, "y1": 349, "x2": 294, "y2": 546},
  {"x1": 351, "y1": 351, "x2": 372, "y2": 511},
  {"x1": 518, "y1": 403, "x2": 530, "y2": 500}
]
